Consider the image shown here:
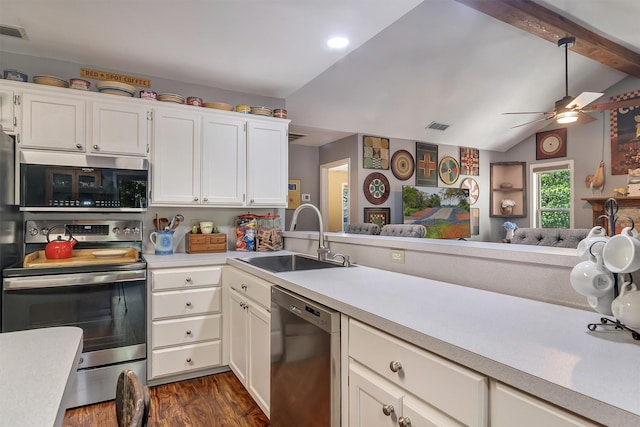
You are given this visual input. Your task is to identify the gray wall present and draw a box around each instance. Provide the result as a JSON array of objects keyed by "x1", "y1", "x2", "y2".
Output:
[
  {"x1": 285, "y1": 144, "x2": 320, "y2": 230},
  {"x1": 319, "y1": 134, "x2": 359, "y2": 223}
]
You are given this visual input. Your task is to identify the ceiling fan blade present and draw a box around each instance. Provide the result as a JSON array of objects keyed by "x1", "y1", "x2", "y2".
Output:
[
  {"x1": 565, "y1": 92, "x2": 603, "y2": 109},
  {"x1": 582, "y1": 97, "x2": 640, "y2": 112},
  {"x1": 502, "y1": 111, "x2": 549, "y2": 115},
  {"x1": 511, "y1": 116, "x2": 552, "y2": 128}
]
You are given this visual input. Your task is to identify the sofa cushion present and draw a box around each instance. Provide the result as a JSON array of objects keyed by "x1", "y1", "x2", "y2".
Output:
[
  {"x1": 345, "y1": 223, "x2": 380, "y2": 235},
  {"x1": 380, "y1": 224, "x2": 427, "y2": 238},
  {"x1": 510, "y1": 228, "x2": 589, "y2": 248}
]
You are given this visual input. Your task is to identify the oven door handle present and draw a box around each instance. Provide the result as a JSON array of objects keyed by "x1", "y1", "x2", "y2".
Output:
[{"x1": 3, "y1": 270, "x2": 146, "y2": 290}]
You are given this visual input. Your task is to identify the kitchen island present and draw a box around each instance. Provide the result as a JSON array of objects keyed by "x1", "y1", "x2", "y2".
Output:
[
  {"x1": 0, "y1": 326, "x2": 83, "y2": 427},
  {"x1": 144, "y1": 236, "x2": 640, "y2": 426}
]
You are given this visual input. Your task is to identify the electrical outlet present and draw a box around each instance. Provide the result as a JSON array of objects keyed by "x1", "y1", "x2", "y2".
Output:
[{"x1": 390, "y1": 249, "x2": 405, "y2": 264}]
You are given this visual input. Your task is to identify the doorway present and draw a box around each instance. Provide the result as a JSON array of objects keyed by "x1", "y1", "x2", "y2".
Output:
[{"x1": 320, "y1": 159, "x2": 350, "y2": 232}]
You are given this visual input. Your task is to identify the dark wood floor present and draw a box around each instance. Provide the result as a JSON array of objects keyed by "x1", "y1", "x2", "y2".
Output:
[{"x1": 63, "y1": 371, "x2": 270, "y2": 427}]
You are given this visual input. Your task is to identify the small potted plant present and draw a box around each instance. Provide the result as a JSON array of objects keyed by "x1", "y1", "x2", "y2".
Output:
[
  {"x1": 500, "y1": 199, "x2": 516, "y2": 215},
  {"x1": 503, "y1": 221, "x2": 518, "y2": 241}
]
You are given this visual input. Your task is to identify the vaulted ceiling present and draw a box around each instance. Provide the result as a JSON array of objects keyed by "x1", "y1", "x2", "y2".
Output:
[{"x1": 1, "y1": 0, "x2": 638, "y2": 152}]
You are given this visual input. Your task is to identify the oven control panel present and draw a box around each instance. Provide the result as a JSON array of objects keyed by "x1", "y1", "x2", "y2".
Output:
[{"x1": 25, "y1": 220, "x2": 143, "y2": 243}]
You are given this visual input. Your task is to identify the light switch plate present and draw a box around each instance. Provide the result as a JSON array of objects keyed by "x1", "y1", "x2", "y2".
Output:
[
  {"x1": 390, "y1": 249, "x2": 405, "y2": 263},
  {"x1": 302, "y1": 194, "x2": 311, "y2": 201}
]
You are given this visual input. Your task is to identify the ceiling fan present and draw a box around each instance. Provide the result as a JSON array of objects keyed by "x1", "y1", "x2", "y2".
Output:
[{"x1": 504, "y1": 36, "x2": 640, "y2": 129}]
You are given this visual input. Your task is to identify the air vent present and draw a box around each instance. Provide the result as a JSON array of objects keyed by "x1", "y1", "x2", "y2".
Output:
[
  {"x1": 288, "y1": 132, "x2": 307, "y2": 143},
  {"x1": 0, "y1": 24, "x2": 28, "y2": 40},
  {"x1": 426, "y1": 121, "x2": 450, "y2": 131}
]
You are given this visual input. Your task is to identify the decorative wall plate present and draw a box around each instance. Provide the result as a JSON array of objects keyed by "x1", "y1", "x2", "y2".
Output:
[
  {"x1": 363, "y1": 172, "x2": 390, "y2": 205},
  {"x1": 460, "y1": 177, "x2": 479, "y2": 205},
  {"x1": 390, "y1": 150, "x2": 415, "y2": 180},
  {"x1": 438, "y1": 156, "x2": 460, "y2": 185}
]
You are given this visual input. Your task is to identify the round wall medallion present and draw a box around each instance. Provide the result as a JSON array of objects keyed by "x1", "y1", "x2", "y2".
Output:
[
  {"x1": 363, "y1": 172, "x2": 390, "y2": 205},
  {"x1": 460, "y1": 177, "x2": 479, "y2": 205},
  {"x1": 390, "y1": 150, "x2": 415, "y2": 180},
  {"x1": 438, "y1": 156, "x2": 460, "y2": 185}
]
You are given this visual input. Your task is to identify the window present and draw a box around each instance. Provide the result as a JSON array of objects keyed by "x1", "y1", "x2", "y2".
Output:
[{"x1": 530, "y1": 160, "x2": 574, "y2": 228}]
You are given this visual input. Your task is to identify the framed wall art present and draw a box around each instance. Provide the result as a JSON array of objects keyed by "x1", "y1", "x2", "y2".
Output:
[
  {"x1": 390, "y1": 149, "x2": 415, "y2": 180},
  {"x1": 287, "y1": 179, "x2": 301, "y2": 209},
  {"x1": 363, "y1": 135, "x2": 390, "y2": 169},
  {"x1": 460, "y1": 177, "x2": 479, "y2": 205},
  {"x1": 536, "y1": 128, "x2": 567, "y2": 160},
  {"x1": 459, "y1": 147, "x2": 479, "y2": 176},
  {"x1": 610, "y1": 89, "x2": 640, "y2": 175},
  {"x1": 471, "y1": 208, "x2": 480, "y2": 235},
  {"x1": 415, "y1": 142, "x2": 438, "y2": 186},
  {"x1": 438, "y1": 156, "x2": 460, "y2": 185},
  {"x1": 363, "y1": 172, "x2": 390, "y2": 205},
  {"x1": 364, "y1": 207, "x2": 390, "y2": 229}
]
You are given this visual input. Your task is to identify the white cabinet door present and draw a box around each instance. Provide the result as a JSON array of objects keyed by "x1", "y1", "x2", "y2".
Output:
[
  {"x1": 246, "y1": 120, "x2": 288, "y2": 206},
  {"x1": 349, "y1": 361, "x2": 404, "y2": 427},
  {"x1": 201, "y1": 113, "x2": 246, "y2": 205},
  {"x1": 151, "y1": 108, "x2": 201, "y2": 205},
  {"x1": 21, "y1": 92, "x2": 86, "y2": 152},
  {"x1": 229, "y1": 289, "x2": 248, "y2": 385},
  {"x1": 0, "y1": 87, "x2": 15, "y2": 132},
  {"x1": 403, "y1": 395, "x2": 465, "y2": 427},
  {"x1": 91, "y1": 100, "x2": 149, "y2": 156},
  {"x1": 247, "y1": 302, "x2": 270, "y2": 416}
]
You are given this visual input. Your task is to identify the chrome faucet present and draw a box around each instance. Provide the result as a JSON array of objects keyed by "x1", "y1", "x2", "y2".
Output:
[{"x1": 289, "y1": 203, "x2": 330, "y2": 260}]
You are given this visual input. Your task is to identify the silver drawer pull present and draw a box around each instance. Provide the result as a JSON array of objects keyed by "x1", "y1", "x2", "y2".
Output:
[
  {"x1": 76, "y1": 144, "x2": 82, "y2": 149},
  {"x1": 399, "y1": 416, "x2": 412, "y2": 427},
  {"x1": 186, "y1": 330, "x2": 192, "y2": 335},
  {"x1": 382, "y1": 404, "x2": 394, "y2": 416},
  {"x1": 93, "y1": 144, "x2": 99, "y2": 150},
  {"x1": 186, "y1": 357, "x2": 192, "y2": 363},
  {"x1": 186, "y1": 301, "x2": 192, "y2": 307},
  {"x1": 241, "y1": 284, "x2": 247, "y2": 291},
  {"x1": 186, "y1": 277, "x2": 192, "y2": 283},
  {"x1": 389, "y1": 361, "x2": 403, "y2": 373}
]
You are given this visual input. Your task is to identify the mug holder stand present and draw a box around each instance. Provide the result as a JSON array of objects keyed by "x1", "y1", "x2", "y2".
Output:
[{"x1": 586, "y1": 198, "x2": 640, "y2": 340}]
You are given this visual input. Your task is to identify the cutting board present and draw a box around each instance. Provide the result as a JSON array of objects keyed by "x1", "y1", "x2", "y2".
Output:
[{"x1": 23, "y1": 248, "x2": 139, "y2": 268}]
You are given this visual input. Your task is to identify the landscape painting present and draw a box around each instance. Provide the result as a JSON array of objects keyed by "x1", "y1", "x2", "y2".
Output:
[{"x1": 402, "y1": 185, "x2": 470, "y2": 239}]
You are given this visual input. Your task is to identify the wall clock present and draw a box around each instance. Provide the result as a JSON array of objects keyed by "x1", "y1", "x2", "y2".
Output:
[
  {"x1": 363, "y1": 172, "x2": 390, "y2": 205},
  {"x1": 438, "y1": 156, "x2": 460, "y2": 185},
  {"x1": 536, "y1": 128, "x2": 567, "y2": 160}
]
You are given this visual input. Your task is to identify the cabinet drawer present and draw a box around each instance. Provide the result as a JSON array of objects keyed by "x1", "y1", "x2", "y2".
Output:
[
  {"x1": 151, "y1": 266, "x2": 222, "y2": 290},
  {"x1": 152, "y1": 287, "x2": 221, "y2": 319},
  {"x1": 490, "y1": 382, "x2": 600, "y2": 427},
  {"x1": 151, "y1": 314, "x2": 222, "y2": 349},
  {"x1": 151, "y1": 340, "x2": 222, "y2": 378},
  {"x1": 349, "y1": 319, "x2": 488, "y2": 426},
  {"x1": 227, "y1": 267, "x2": 272, "y2": 308}
]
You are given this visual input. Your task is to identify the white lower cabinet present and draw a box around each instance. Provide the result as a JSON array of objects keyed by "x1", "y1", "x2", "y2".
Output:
[
  {"x1": 490, "y1": 382, "x2": 600, "y2": 427},
  {"x1": 227, "y1": 267, "x2": 272, "y2": 417},
  {"x1": 348, "y1": 319, "x2": 488, "y2": 426},
  {"x1": 149, "y1": 266, "x2": 224, "y2": 381}
]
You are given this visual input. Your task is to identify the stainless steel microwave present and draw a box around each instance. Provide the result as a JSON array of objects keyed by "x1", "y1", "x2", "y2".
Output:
[{"x1": 19, "y1": 151, "x2": 148, "y2": 212}]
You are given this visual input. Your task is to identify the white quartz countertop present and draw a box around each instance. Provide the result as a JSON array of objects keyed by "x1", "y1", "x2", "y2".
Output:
[
  {"x1": 227, "y1": 258, "x2": 640, "y2": 426},
  {"x1": 0, "y1": 326, "x2": 83, "y2": 427}
]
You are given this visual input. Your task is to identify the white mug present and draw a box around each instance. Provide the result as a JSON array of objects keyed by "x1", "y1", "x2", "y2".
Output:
[
  {"x1": 577, "y1": 226, "x2": 609, "y2": 261},
  {"x1": 586, "y1": 291, "x2": 615, "y2": 316},
  {"x1": 570, "y1": 253, "x2": 615, "y2": 297},
  {"x1": 602, "y1": 227, "x2": 640, "y2": 273},
  {"x1": 611, "y1": 281, "x2": 640, "y2": 330}
]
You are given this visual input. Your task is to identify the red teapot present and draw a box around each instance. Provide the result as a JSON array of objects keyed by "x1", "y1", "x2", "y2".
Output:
[{"x1": 45, "y1": 226, "x2": 77, "y2": 259}]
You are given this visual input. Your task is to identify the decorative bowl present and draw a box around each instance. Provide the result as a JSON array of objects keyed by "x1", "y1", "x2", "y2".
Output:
[
  {"x1": 69, "y1": 78, "x2": 91, "y2": 90},
  {"x1": 273, "y1": 108, "x2": 287, "y2": 119},
  {"x1": 33, "y1": 75, "x2": 69, "y2": 88},
  {"x1": 235, "y1": 104, "x2": 251, "y2": 114},
  {"x1": 203, "y1": 102, "x2": 233, "y2": 111},
  {"x1": 3, "y1": 69, "x2": 27, "y2": 82},
  {"x1": 186, "y1": 97, "x2": 203, "y2": 106}
]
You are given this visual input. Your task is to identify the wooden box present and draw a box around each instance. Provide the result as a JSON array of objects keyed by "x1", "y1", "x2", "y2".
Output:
[{"x1": 185, "y1": 232, "x2": 227, "y2": 254}]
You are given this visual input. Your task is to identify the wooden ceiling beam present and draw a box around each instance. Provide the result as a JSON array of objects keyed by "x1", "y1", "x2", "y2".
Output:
[{"x1": 453, "y1": 0, "x2": 640, "y2": 78}]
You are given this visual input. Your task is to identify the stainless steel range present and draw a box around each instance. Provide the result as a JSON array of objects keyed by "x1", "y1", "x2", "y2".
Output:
[{"x1": 2, "y1": 218, "x2": 147, "y2": 408}]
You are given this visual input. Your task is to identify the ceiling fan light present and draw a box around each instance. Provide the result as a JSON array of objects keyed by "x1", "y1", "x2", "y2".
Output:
[{"x1": 556, "y1": 111, "x2": 579, "y2": 124}]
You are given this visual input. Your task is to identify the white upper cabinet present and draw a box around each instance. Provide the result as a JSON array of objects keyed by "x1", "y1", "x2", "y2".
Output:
[
  {"x1": 0, "y1": 87, "x2": 16, "y2": 133},
  {"x1": 201, "y1": 113, "x2": 246, "y2": 205},
  {"x1": 90, "y1": 100, "x2": 149, "y2": 156},
  {"x1": 151, "y1": 108, "x2": 201, "y2": 205},
  {"x1": 246, "y1": 120, "x2": 288, "y2": 207},
  {"x1": 21, "y1": 91, "x2": 86, "y2": 152}
]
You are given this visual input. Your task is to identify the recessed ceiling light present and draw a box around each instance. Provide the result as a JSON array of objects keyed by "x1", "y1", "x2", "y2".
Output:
[{"x1": 327, "y1": 37, "x2": 349, "y2": 49}]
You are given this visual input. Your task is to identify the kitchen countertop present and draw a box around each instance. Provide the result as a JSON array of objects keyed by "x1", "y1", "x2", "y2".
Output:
[
  {"x1": 0, "y1": 326, "x2": 83, "y2": 427},
  {"x1": 145, "y1": 250, "x2": 640, "y2": 425}
]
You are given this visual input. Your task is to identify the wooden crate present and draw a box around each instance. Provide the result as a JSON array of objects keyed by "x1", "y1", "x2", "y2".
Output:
[{"x1": 185, "y1": 232, "x2": 227, "y2": 254}]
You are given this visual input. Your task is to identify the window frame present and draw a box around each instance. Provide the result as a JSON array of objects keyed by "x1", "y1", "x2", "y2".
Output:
[{"x1": 530, "y1": 160, "x2": 575, "y2": 228}]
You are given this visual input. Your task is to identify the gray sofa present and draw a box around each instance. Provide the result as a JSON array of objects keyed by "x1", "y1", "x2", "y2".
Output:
[
  {"x1": 509, "y1": 228, "x2": 590, "y2": 248},
  {"x1": 380, "y1": 224, "x2": 427, "y2": 238},
  {"x1": 345, "y1": 223, "x2": 380, "y2": 235}
]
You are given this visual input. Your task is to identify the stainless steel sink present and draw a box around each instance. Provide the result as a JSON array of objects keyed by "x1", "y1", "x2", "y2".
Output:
[{"x1": 240, "y1": 254, "x2": 347, "y2": 273}]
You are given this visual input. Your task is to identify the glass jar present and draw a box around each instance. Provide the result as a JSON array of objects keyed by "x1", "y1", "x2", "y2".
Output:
[
  {"x1": 235, "y1": 214, "x2": 259, "y2": 251},
  {"x1": 257, "y1": 213, "x2": 282, "y2": 251}
]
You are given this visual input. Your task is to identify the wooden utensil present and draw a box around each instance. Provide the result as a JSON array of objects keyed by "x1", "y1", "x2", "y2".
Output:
[
  {"x1": 154, "y1": 213, "x2": 160, "y2": 231},
  {"x1": 159, "y1": 218, "x2": 169, "y2": 230}
]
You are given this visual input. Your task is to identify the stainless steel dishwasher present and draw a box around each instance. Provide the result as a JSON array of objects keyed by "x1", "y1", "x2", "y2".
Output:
[{"x1": 270, "y1": 286, "x2": 341, "y2": 426}]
